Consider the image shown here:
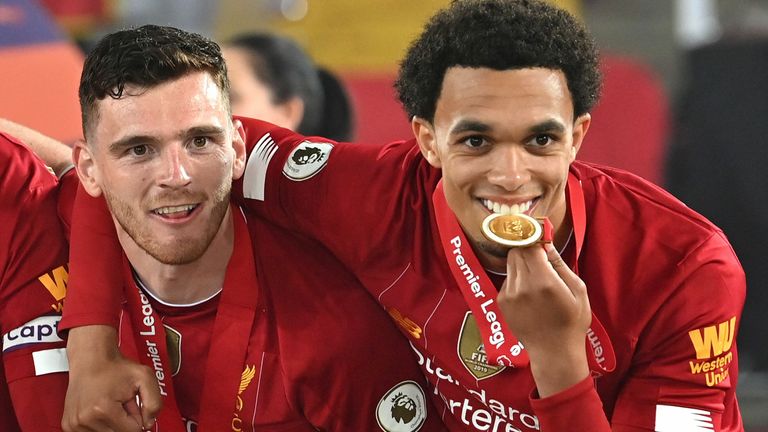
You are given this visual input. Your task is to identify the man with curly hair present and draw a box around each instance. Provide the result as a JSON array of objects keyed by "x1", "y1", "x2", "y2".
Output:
[{"x1": 60, "y1": 0, "x2": 744, "y2": 430}]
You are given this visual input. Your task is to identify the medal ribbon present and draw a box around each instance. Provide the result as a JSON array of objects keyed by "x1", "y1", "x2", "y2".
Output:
[
  {"x1": 433, "y1": 172, "x2": 615, "y2": 374},
  {"x1": 124, "y1": 205, "x2": 260, "y2": 430}
]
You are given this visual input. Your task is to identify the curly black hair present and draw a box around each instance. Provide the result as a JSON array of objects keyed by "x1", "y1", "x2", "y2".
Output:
[
  {"x1": 395, "y1": 0, "x2": 601, "y2": 123},
  {"x1": 79, "y1": 25, "x2": 229, "y2": 137}
]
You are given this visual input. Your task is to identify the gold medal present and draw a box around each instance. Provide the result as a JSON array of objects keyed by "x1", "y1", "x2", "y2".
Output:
[{"x1": 481, "y1": 213, "x2": 551, "y2": 247}]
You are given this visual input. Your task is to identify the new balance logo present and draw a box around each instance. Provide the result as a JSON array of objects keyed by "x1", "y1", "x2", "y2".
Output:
[{"x1": 688, "y1": 317, "x2": 736, "y2": 360}]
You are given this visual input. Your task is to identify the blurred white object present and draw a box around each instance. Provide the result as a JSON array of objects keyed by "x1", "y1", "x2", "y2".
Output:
[{"x1": 675, "y1": 0, "x2": 722, "y2": 48}]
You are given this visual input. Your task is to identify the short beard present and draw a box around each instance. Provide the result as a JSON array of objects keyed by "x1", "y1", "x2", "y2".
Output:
[
  {"x1": 476, "y1": 239, "x2": 510, "y2": 260},
  {"x1": 104, "y1": 185, "x2": 231, "y2": 265}
]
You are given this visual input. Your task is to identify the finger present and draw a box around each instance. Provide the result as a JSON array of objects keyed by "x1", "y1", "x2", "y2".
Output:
[
  {"x1": 64, "y1": 406, "x2": 129, "y2": 432},
  {"x1": 124, "y1": 397, "x2": 144, "y2": 429},
  {"x1": 135, "y1": 367, "x2": 162, "y2": 429},
  {"x1": 543, "y1": 243, "x2": 587, "y2": 298}
]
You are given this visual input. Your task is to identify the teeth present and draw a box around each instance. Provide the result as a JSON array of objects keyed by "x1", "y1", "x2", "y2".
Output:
[
  {"x1": 154, "y1": 204, "x2": 195, "y2": 215},
  {"x1": 482, "y1": 199, "x2": 534, "y2": 215}
]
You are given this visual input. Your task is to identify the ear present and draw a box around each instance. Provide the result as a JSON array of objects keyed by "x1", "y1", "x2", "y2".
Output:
[
  {"x1": 231, "y1": 118, "x2": 247, "y2": 180},
  {"x1": 412, "y1": 117, "x2": 442, "y2": 168},
  {"x1": 570, "y1": 113, "x2": 591, "y2": 162},
  {"x1": 72, "y1": 139, "x2": 103, "y2": 197},
  {"x1": 281, "y1": 96, "x2": 305, "y2": 132}
]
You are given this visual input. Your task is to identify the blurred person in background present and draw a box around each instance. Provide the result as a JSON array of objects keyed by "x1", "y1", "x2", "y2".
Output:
[{"x1": 224, "y1": 33, "x2": 354, "y2": 141}]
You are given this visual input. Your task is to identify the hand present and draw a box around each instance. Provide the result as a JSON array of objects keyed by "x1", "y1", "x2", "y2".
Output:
[
  {"x1": 497, "y1": 243, "x2": 591, "y2": 397},
  {"x1": 62, "y1": 325, "x2": 162, "y2": 432}
]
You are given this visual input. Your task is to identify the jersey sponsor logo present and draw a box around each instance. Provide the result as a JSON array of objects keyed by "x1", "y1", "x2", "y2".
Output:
[
  {"x1": 282, "y1": 141, "x2": 333, "y2": 181},
  {"x1": 457, "y1": 312, "x2": 505, "y2": 380},
  {"x1": 688, "y1": 316, "x2": 736, "y2": 387},
  {"x1": 232, "y1": 364, "x2": 257, "y2": 431},
  {"x1": 654, "y1": 405, "x2": 714, "y2": 431},
  {"x1": 2, "y1": 315, "x2": 63, "y2": 352},
  {"x1": 38, "y1": 264, "x2": 68, "y2": 312},
  {"x1": 387, "y1": 307, "x2": 423, "y2": 339},
  {"x1": 243, "y1": 133, "x2": 278, "y2": 201},
  {"x1": 376, "y1": 380, "x2": 428, "y2": 432},
  {"x1": 411, "y1": 343, "x2": 540, "y2": 431}
]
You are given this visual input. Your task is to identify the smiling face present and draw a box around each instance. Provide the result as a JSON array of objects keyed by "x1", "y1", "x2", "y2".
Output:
[
  {"x1": 75, "y1": 71, "x2": 246, "y2": 265},
  {"x1": 414, "y1": 67, "x2": 590, "y2": 272}
]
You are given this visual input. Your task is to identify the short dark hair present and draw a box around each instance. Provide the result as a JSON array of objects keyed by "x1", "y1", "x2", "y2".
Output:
[
  {"x1": 79, "y1": 25, "x2": 229, "y2": 137},
  {"x1": 395, "y1": 0, "x2": 601, "y2": 123},
  {"x1": 227, "y1": 33, "x2": 354, "y2": 141}
]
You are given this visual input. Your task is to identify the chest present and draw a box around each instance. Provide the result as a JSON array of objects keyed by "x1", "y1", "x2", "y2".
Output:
[
  {"x1": 366, "y1": 260, "x2": 639, "y2": 432},
  {"x1": 117, "y1": 306, "x2": 314, "y2": 432}
]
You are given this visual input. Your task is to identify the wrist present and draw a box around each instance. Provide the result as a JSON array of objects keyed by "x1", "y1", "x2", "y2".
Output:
[
  {"x1": 527, "y1": 344, "x2": 589, "y2": 398},
  {"x1": 66, "y1": 325, "x2": 121, "y2": 372}
]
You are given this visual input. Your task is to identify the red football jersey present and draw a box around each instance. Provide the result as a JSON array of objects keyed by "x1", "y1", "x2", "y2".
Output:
[
  {"x1": 0, "y1": 133, "x2": 69, "y2": 431},
  {"x1": 60, "y1": 181, "x2": 445, "y2": 431},
  {"x1": 60, "y1": 118, "x2": 746, "y2": 431},
  {"x1": 231, "y1": 119, "x2": 745, "y2": 431}
]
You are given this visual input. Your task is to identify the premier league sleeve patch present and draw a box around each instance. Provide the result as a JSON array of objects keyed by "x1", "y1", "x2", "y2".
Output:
[
  {"x1": 282, "y1": 141, "x2": 333, "y2": 181},
  {"x1": 376, "y1": 380, "x2": 427, "y2": 431}
]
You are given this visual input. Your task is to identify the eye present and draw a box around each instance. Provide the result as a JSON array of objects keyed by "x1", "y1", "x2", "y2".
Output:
[
  {"x1": 192, "y1": 136, "x2": 209, "y2": 148},
  {"x1": 532, "y1": 135, "x2": 552, "y2": 146},
  {"x1": 461, "y1": 135, "x2": 487, "y2": 148},
  {"x1": 130, "y1": 145, "x2": 148, "y2": 156}
]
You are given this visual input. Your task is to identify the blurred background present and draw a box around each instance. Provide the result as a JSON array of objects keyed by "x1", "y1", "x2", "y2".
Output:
[{"x1": 1, "y1": 0, "x2": 765, "y2": 428}]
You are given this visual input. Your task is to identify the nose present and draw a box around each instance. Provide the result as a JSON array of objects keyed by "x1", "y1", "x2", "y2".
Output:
[
  {"x1": 486, "y1": 145, "x2": 530, "y2": 191},
  {"x1": 158, "y1": 144, "x2": 191, "y2": 188}
]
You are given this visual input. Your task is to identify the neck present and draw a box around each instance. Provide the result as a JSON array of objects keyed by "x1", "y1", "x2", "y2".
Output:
[{"x1": 118, "y1": 208, "x2": 235, "y2": 304}]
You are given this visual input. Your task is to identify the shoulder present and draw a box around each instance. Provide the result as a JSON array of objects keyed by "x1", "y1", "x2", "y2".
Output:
[
  {"x1": 573, "y1": 161, "x2": 730, "y2": 259},
  {"x1": 0, "y1": 132, "x2": 58, "y2": 204}
]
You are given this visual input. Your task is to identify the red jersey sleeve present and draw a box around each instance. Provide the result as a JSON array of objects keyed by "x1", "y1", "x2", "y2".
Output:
[
  {"x1": 58, "y1": 185, "x2": 123, "y2": 331},
  {"x1": 235, "y1": 117, "x2": 439, "y2": 269},
  {"x1": 609, "y1": 233, "x2": 744, "y2": 431},
  {"x1": 0, "y1": 133, "x2": 70, "y2": 430}
]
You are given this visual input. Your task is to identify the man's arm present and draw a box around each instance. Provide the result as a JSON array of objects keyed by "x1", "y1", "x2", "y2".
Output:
[
  {"x1": 0, "y1": 119, "x2": 73, "y2": 177},
  {"x1": 57, "y1": 174, "x2": 162, "y2": 432},
  {"x1": 499, "y1": 236, "x2": 744, "y2": 431},
  {"x1": 0, "y1": 132, "x2": 71, "y2": 430},
  {"x1": 609, "y1": 234, "x2": 745, "y2": 431},
  {"x1": 499, "y1": 243, "x2": 612, "y2": 431}
]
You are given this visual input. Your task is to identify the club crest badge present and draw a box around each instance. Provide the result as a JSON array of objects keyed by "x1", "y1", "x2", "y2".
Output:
[
  {"x1": 164, "y1": 324, "x2": 182, "y2": 376},
  {"x1": 457, "y1": 311, "x2": 506, "y2": 380}
]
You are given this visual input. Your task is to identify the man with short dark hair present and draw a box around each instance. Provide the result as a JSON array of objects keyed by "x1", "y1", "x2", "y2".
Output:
[
  {"x1": 58, "y1": 24, "x2": 442, "y2": 432},
  {"x1": 63, "y1": 1, "x2": 745, "y2": 431}
]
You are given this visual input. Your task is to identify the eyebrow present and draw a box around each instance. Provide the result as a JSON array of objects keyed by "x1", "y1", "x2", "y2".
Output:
[
  {"x1": 449, "y1": 119, "x2": 492, "y2": 136},
  {"x1": 108, "y1": 125, "x2": 227, "y2": 155},
  {"x1": 528, "y1": 119, "x2": 566, "y2": 135}
]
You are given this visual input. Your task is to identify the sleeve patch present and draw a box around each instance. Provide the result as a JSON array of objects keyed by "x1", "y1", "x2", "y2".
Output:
[
  {"x1": 2, "y1": 315, "x2": 63, "y2": 353},
  {"x1": 243, "y1": 133, "x2": 279, "y2": 201},
  {"x1": 282, "y1": 141, "x2": 333, "y2": 181},
  {"x1": 376, "y1": 380, "x2": 427, "y2": 432},
  {"x1": 655, "y1": 405, "x2": 714, "y2": 431},
  {"x1": 32, "y1": 348, "x2": 69, "y2": 376}
]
